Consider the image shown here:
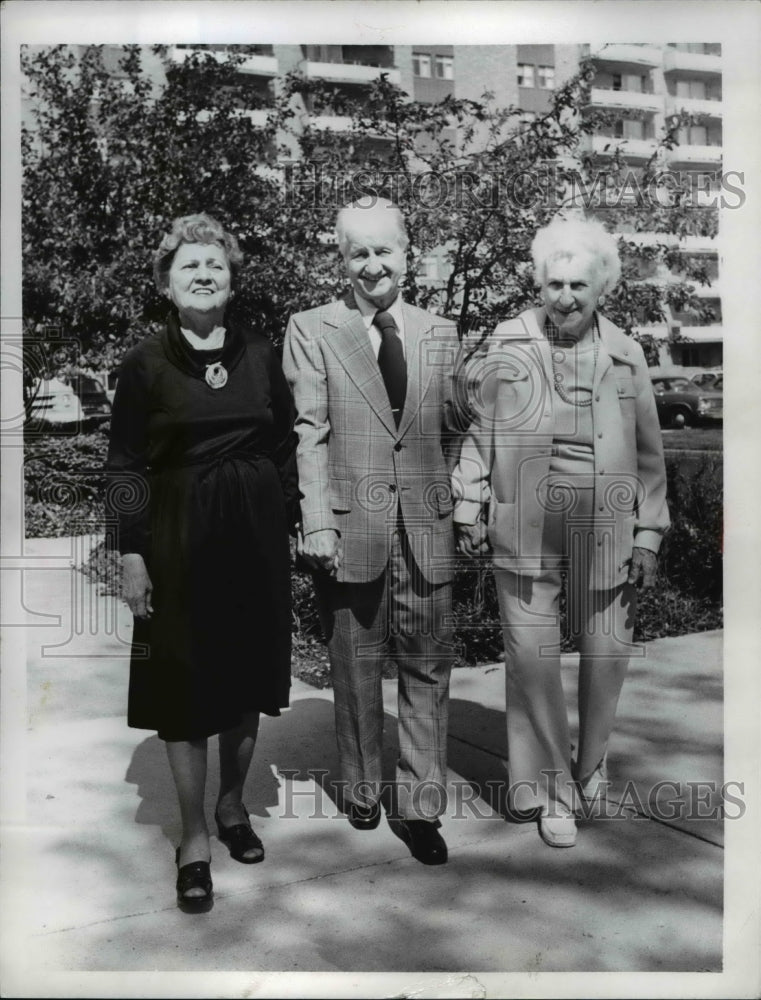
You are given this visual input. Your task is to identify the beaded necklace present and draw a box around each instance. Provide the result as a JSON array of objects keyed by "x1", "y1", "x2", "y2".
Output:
[{"x1": 546, "y1": 316, "x2": 600, "y2": 408}]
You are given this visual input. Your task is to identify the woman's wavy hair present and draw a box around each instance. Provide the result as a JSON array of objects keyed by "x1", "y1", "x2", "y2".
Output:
[
  {"x1": 531, "y1": 215, "x2": 622, "y2": 294},
  {"x1": 153, "y1": 213, "x2": 244, "y2": 292}
]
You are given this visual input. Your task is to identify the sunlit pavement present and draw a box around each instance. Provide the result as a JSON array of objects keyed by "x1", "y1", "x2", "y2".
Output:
[{"x1": 4, "y1": 537, "x2": 727, "y2": 992}]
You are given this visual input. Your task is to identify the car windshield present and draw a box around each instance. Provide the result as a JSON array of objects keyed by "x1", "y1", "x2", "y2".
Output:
[{"x1": 652, "y1": 378, "x2": 693, "y2": 392}]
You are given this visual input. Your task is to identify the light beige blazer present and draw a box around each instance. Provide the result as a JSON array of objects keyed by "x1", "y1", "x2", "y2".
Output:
[
  {"x1": 452, "y1": 307, "x2": 670, "y2": 589},
  {"x1": 284, "y1": 292, "x2": 464, "y2": 584}
]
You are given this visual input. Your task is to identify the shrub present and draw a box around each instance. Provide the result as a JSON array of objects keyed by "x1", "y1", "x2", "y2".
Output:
[
  {"x1": 25, "y1": 429, "x2": 109, "y2": 537},
  {"x1": 30, "y1": 434, "x2": 723, "y2": 687},
  {"x1": 659, "y1": 456, "x2": 723, "y2": 602}
]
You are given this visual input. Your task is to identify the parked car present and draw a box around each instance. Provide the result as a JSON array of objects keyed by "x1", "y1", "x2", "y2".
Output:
[
  {"x1": 62, "y1": 372, "x2": 112, "y2": 420},
  {"x1": 690, "y1": 370, "x2": 723, "y2": 391},
  {"x1": 28, "y1": 378, "x2": 86, "y2": 427},
  {"x1": 650, "y1": 376, "x2": 723, "y2": 428}
]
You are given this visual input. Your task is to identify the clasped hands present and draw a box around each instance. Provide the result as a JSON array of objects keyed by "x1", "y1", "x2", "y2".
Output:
[
  {"x1": 455, "y1": 520, "x2": 490, "y2": 557},
  {"x1": 298, "y1": 528, "x2": 342, "y2": 576}
]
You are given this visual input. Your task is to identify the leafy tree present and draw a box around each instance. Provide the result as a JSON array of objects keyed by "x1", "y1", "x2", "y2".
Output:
[{"x1": 21, "y1": 43, "x2": 719, "y2": 397}]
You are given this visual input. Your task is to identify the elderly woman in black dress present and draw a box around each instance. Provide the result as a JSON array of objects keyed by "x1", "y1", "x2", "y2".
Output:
[{"x1": 107, "y1": 213, "x2": 297, "y2": 910}]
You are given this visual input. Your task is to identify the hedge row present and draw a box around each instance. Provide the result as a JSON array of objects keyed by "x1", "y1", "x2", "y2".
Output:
[{"x1": 27, "y1": 432, "x2": 722, "y2": 686}]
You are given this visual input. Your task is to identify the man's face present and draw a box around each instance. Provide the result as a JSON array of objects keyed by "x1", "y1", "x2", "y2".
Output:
[{"x1": 341, "y1": 211, "x2": 406, "y2": 310}]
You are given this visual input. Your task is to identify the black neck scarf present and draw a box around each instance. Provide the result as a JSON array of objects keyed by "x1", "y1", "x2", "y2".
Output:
[{"x1": 161, "y1": 309, "x2": 247, "y2": 380}]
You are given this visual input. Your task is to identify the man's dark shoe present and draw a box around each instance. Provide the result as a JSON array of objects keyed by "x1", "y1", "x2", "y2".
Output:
[
  {"x1": 398, "y1": 820, "x2": 448, "y2": 865},
  {"x1": 347, "y1": 801, "x2": 381, "y2": 830}
]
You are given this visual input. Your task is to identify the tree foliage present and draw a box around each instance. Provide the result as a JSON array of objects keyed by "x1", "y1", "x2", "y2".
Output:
[{"x1": 22, "y1": 43, "x2": 720, "y2": 383}]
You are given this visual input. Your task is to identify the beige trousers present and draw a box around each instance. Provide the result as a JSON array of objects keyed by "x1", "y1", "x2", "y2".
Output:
[{"x1": 494, "y1": 484, "x2": 638, "y2": 814}]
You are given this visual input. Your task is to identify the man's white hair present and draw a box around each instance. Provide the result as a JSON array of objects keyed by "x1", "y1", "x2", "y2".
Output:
[
  {"x1": 335, "y1": 198, "x2": 409, "y2": 255},
  {"x1": 531, "y1": 215, "x2": 622, "y2": 294}
]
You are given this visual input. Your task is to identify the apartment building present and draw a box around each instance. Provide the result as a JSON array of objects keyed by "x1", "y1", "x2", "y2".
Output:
[{"x1": 579, "y1": 42, "x2": 723, "y2": 369}]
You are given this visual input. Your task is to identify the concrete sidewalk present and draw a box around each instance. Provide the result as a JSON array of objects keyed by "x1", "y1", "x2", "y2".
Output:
[{"x1": 4, "y1": 536, "x2": 724, "y2": 992}]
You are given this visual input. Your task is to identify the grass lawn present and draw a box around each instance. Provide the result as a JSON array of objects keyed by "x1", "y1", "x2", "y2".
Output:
[{"x1": 660, "y1": 426, "x2": 723, "y2": 453}]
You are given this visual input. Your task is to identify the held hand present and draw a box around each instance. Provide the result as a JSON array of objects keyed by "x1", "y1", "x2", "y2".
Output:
[
  {"x1": 455, "y1": 520, "x2": 490, "y2": 558},
  {"x1": 121, "y1": 553, "x2": 154, "y2": 619},
  {"x1": 298, "y1": 528, "x2": 342, "y2": 576},
  {"x1": 628, "y1": 546, "x2": 658, "y2": 590}
]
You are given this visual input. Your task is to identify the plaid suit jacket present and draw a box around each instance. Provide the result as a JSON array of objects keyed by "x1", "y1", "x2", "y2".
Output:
[{"x1": 283, "y1": 292, "x2": 464, "y2": 584}]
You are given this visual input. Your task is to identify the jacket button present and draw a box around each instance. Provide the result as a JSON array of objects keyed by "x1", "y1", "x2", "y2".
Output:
[
  {"x1": 394, "y1": 443, "x2": 403, "y2": 452},
  {"x1": 389, "y1": 484, "x2": 397, "y2": 492},
  {"x1": 599, "y1": 505, "x2": 604, "y2": 512},
  {"x1": 597, "y1": 539, "x2": 603, "y2": 547},
  {"x1": 598, "y1": 432, "x2": 603, "y2": 438},
  {"x1": 595, "y1": 395, "x2": 601, "y2": 402}
]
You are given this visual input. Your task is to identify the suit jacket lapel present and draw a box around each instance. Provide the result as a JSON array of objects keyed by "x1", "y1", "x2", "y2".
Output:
[
  {"x1": 396, "y1": 305, "x2": 434, "y2": 439},
  {"x1": 323, "y1": 294, "x2": 397, "y2": 435}
]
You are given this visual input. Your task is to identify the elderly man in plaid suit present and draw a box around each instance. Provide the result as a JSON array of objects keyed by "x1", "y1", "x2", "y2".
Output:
[{"x1": 283, "y1": 199, "x2": 463, "y2": 865}]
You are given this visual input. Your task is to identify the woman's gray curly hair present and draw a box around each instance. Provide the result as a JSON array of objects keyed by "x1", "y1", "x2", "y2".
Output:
[
  {"x1": 531, "y1": 215, "x2": 622, "y2": 294},
  {"x1": 153, "y1": 213, "x2": 244, "y2": 292}
]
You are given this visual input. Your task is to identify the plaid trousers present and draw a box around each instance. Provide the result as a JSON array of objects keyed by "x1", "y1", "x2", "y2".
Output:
[{"x1": 315, "y1": 521, "x2": 456, "y2": 820}]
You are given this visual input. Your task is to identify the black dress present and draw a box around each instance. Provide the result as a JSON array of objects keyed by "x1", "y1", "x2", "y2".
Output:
[{"x1": 106, "y1": 312, "x2": 298, "y2": 741}]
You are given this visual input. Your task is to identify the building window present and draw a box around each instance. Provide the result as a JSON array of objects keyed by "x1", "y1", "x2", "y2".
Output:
[
  {"x1": 418, "y1": 256, "x2": 439, "y2": 280},
  {"x1": 611, "y1": 120, "x2": 647, "y2": 140},
  {"x1": 537, "y1": 65, "x2": 555, "y2": 89},
  {"x1": 434, "y1": 55, "x2": 454, "y2": 80},
  {"x1": 413, "y1": 53, "x2": 431, "y2": 78},
  {"x1": 517, "y1": 63, "x2": 535, "y2": 88}
]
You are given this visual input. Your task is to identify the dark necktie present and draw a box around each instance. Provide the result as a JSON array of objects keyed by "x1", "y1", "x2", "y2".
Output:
[{"x1": 374, "y1": 310, "x2": 407, "y2": 426}]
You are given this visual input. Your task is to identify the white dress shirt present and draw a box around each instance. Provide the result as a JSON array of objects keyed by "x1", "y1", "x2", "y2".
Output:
[{"x1": 354, "y1": 292, "x2": 406, "y2": 359}]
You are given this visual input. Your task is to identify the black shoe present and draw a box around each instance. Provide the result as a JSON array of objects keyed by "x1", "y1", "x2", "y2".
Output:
[
  {"x1": 398, "y1": 820, "x2": 448, "y2": 865},
  {"x1": 215, "y1": 806, "x2": 264, "y2": 864},
  {"x1": 347, "y1": 801, "x2": 382, "y2": 830},
  {"x1": 175, "y1": 847, "x2": 213, "y2": 913}
]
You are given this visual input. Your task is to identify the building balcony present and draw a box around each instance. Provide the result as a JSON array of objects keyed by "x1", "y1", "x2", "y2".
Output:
[
  {"x1": 667, "y1": 143, "x2": 723, "y2": 168},
  {"x1": 689, "y1": 281, "x2": 721, "y2": 299},
  {"x1": 582, "y1": 134, "x2": 658, "y2": 162},
  {"x1": 635, "y1": 323, "x2": 670, "y2": 341},
  {"x1": 301, "y1": 60, "x2": 401, "y2": 86},
  {"x1": 665, "y1": 96, "x2": 722, "y2": 119},
  {"x1": 588, "y1": 43, "x2": 662, "y2": 70},
  {"x1": 189, "y1": 108, "x2": 272, "y2": 127},
  {"x1": 305, "y1": 114, "x2": 353, "y2": 132},
  {"x1": 676, "y1": 324, "x2": 723, "y2": 342},
  {"x1": 232, "y1": 109, "x2": 271, "y2": 127},
  {"x1": 588, "y1": 88, "x2": 663, "y2": 114},
  {"x1": 663, "y1": 48, "x2": 721, "y2": 76},
  {"x1": 682, "y1": 234, "x2": 720, "y2": 254},
  {"x1": 630, "y1": 277, "x2": 722, "y2": 308},
  {"x1": 168, "y1": 46, "x2": 279, "y2": 76},
  {"x1": 302, "y1": 114, "x2": 395, "y2": 142},
  {"x1": 618, "y1": 232, "x2": 719, "y2": 255}
]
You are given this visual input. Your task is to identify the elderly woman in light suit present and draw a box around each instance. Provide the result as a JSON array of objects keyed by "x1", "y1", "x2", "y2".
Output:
[{"x1": 453, "y1": 216, "x2": 669, "y2": 848}]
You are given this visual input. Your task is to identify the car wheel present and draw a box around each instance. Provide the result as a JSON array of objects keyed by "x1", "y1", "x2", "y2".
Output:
[{"x1": 670, "y1": 408, "x2": 690, "y2": 429}]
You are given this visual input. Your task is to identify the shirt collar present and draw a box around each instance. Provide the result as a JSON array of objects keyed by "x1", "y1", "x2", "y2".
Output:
[
  {"x1": 544, "y1": 313, "x2": 598, "y2": 345},
  {"x1": 354, "y1": 291, "x2": 404, "y2": 332}
]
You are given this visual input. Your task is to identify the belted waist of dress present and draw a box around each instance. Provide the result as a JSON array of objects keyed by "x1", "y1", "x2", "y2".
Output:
[{"x1": 156, "y1": 451, "x2": 270, "y2": 471}]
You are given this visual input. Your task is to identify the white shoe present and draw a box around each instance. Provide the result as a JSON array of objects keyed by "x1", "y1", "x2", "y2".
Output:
[
  {"x1": 577, "y1": 753, "x2": 609, "y2": 803},
  {"x1": 539, "y1": 807, "x2": 577, "y2": 848}
]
